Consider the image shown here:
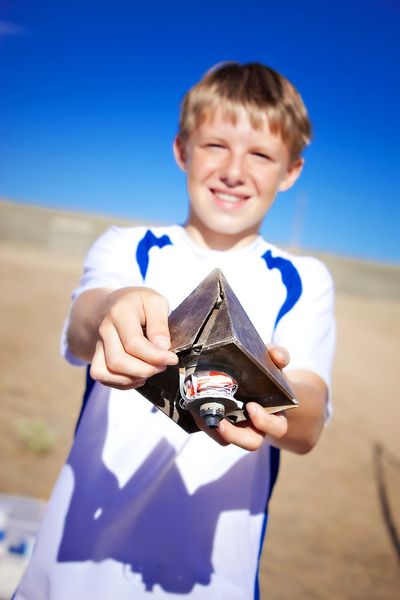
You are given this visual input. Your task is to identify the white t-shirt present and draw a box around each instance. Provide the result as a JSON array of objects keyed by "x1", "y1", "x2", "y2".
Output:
[{"x1": 15, "y1": 225, "x2": 335, "y2": 600}]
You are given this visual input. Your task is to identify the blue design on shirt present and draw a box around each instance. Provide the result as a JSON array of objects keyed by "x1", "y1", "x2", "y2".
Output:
[
  {"x1": 136, "y1": 230, "x2": 173, "y2": 280},
  {"x1": 253, "y1": 446, "x2": 281, "y2": 599},
  {"x1": 261, "y1": 250, "x2": 302, "y2": 330},
  {"x1": 59, "y1": 409, "x2": 273, "y2": 594},
  {"x1": 75, "y1": 365, "x2": 96, "y2": 435}
]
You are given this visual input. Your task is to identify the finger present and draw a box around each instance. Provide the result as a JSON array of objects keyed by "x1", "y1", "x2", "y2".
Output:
[
  {"x1": 99, "y1": 321, "x2": 168, "y2": 379},
  {"x1": 139, "y1": 291, "x2": 173, "y2": 350},
  {"x1": 90, "y1": 340, "x2": 153, "y2": 389},
  {"x1": 101, "y1": 324, "x2": 166, "y2": 379},
  {"x1": 191, "y1": 412, "x2": 230, "y2": 447},
  {"x1": 101, "y1": 313, "x2": 177, "y2": 368},
  {"x1": 246, "y1": 403, "x2": 288, "y2": 439},
  {"x1": 191, "y1": 408, "x2": 267, "y2": 451},
  {"x1": 122, "y1": 331, "x2": 178, "y2": 367},
  {"x1": 217, "y1": 418, "x2": 265, "y2": 451},
  {"x1": 101, "y1": 379, "x2": 148, "y2": 391},
  {"x1": 110, "y1": 298, "x2": 178, "y2": 366},
  {"x1": 267, "y1": 344, "x2": 290, "y2": 369}
]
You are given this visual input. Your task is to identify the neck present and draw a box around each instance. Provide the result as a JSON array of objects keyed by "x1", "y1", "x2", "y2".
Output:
[{"x1": 183, "y1": 223, "x2": 259, "y2": 251}]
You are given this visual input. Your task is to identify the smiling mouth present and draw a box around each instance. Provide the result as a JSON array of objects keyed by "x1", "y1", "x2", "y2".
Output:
[{"x1": 211, "y1": 189, "x2": 250, "y2": 204}]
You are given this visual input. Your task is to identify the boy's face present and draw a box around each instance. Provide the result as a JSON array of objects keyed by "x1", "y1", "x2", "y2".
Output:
[{"x1": 174, "y1": 105, "x2": 303, "y2": 249}]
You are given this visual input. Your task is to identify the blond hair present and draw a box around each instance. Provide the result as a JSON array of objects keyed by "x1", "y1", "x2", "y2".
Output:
[{"x1": 178, "y1": 62, "x2": 312, "y2": 160}]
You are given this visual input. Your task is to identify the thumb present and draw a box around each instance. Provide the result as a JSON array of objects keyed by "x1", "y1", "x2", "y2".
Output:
[
  {"x1": 267, "y1": 344, "x2": 290, "y2": 369},
  {"x1": 142, "y1": 291, "x2": 172, "y2": 350}
]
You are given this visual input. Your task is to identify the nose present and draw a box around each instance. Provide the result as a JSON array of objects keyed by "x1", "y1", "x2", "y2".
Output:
[{"x1": 220, "y1": 152, "x2": 245, "y2": 187}]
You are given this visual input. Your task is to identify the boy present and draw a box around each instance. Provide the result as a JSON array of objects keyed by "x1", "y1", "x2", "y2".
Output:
[{"x1": 15, "y1": 62, "x2": 335, "y2": 599}]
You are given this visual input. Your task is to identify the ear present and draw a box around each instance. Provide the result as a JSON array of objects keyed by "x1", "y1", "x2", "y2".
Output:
[
  {"x1": 173, "y1": 135, "x2": 187, "y2": 172},
  {"x1": 278, "y1": 157, "x2": 304, "y2": 192}
]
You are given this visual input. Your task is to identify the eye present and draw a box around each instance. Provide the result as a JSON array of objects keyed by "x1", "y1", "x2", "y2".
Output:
[
  {"x1": 205, "y1": 143, "x2": 225, "y2": 149},
  {"x1": 252, "y1": 151, "x2": 271, "y2": 161}
]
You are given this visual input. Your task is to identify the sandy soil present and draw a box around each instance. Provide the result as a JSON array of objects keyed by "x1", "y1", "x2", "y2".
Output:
[{"x1": 1, "y1": 241, "x2": 399, "y2": 599}]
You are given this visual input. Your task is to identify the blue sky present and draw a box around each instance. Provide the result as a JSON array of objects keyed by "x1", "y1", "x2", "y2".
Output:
[{"x1": 1, "y1": 0, "x2": 399, "y2": 264}]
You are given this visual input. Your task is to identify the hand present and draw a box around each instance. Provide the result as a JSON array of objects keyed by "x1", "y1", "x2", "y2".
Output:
[
  {"x1": 201, "y1": 344, "x2": 290, "y2": 451},
  {"x1": 90, "y1": 287, "x2": 179, "y2": 389}
]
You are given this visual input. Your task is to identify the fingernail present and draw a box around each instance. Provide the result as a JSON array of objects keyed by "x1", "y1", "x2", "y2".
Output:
[
  {"x1": 164, "y1": 354, "x2": 179, "y2": 365},
  {"x1": 247, "y1": 404, "x2": 258, "y2": 416},
  {"x1": 278, "y1": 352, "x2": 286, "y2": 364},
  {"x1": 154, "y1": 336, "x2": 171, "y2": 350},
  {"x1": 281, "y1": 349, "x2": 290, "y2": 363}
]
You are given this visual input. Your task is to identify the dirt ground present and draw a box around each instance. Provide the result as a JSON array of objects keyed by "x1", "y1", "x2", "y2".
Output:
[{"x1": 1, "y1": 241, "x2": 399, "y2": 599}]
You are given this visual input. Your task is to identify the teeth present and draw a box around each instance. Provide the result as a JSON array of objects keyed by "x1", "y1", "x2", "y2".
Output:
[{"x1": 215, "y1": 192, "x2": 242, "y2": 203}]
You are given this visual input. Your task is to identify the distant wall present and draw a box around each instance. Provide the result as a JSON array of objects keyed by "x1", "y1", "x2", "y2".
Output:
[
  {"x1": 308, "y1": 252, "x2": 400, "y2": 300},
  {"x1": 0, "y1": 199, "x2": 146, "y2": 258},
  {"x1": 1, "y1": 199, "x2": 399, "y2": 300}
]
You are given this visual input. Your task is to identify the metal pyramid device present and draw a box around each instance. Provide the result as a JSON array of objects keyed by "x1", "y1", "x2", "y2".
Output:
[{"x1": 138, "y1": 269, "x2": 298, "y2": 433}]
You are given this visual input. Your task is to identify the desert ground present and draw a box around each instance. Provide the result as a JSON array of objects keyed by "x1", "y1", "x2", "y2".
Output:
[{"x1": 1, "y1": 203, "x2": 399, "y2": 598}]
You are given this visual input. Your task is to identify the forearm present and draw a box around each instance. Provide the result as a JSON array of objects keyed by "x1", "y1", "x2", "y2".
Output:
[
  {"x1": 66, "y1": 288, "x2": 113, "y2": 362},
  {"x1": 267, "y1": 369, "x2": 328, "y2": 454}
]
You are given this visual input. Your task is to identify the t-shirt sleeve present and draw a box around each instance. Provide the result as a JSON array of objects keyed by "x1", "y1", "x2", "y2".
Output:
[
  {"x1": 61, "y1": 226, "x2": 145, "y2": 365},
  {"x1": 272, "y1": 258, "x2": 336, "y2": 418}
]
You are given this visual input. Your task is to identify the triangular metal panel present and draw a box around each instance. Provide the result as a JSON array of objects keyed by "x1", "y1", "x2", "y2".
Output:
[{"x1": 169, "y1": 269, "x2": 221, "y2": 353}]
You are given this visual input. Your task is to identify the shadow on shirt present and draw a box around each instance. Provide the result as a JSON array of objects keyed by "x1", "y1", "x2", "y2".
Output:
[{"x1": 57, "y1": 393, "x2": 276, "y2": 594}]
